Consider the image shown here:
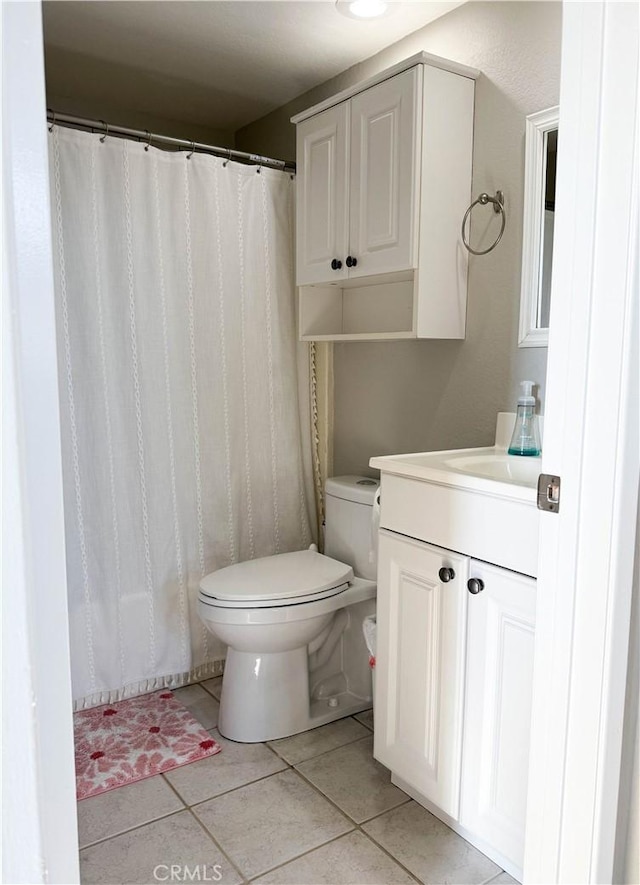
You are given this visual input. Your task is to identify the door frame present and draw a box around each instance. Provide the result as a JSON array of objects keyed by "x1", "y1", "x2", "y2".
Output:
[
  {"x1": 524, "y1": 3, "x2": 639, "y2": 882},
  {"x1": 2, "y1": 2, "x2": 79, "y2": 882}
]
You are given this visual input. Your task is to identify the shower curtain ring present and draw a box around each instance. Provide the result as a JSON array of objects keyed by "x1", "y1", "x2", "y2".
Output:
[
  {"x1": 256, "y1": 158, "x2": 262, "y2": 174},
  {"x1": 48, "y1": 109, "x2": 56, "y2": 132},
  {"x1": 144, "y1": 130, "x2": 152, "y2": 151},
  {"x1": 187, "y1": 141, "x2": 195, "y2": 159},
  {"x1": 99, "y1": 121, "x2": 109, "y2": 143},
  {"x1": 223, "y1": 148, "x2": 232, "y2": 168}
]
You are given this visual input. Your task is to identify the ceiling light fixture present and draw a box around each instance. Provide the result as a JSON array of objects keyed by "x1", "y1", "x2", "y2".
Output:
[{"x1": 335, "y1": 0, "x2": 393, "y2": 20}]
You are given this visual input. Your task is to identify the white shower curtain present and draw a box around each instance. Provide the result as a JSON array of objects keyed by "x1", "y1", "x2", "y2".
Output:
[{"x1": 49, "y1": 126, "x2": 314, "y2": 708}]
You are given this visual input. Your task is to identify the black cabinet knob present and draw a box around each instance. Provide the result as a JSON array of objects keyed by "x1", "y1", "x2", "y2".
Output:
[
  {"x1": 438, "y1": 567, "x2": 455, "y2": 583},
  {"x1": 346, "y1": 255, "x2": 358, "y2": 268},
  {"x1": 331, "y1": 258, "x2": 343, "y2": 270},
  {"x1": 467, "y1": 578, "x2": 485, "y2": 595}
]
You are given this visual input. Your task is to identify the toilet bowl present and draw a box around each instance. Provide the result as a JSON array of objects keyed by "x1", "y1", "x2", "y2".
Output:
[{"x1": 198, "y1": 476, "x2": 379, "y2": 743}]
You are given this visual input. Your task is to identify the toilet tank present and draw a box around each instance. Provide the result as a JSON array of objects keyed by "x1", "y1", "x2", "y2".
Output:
[{"x1": 324, "y1": 476, "x2": 379, "y2": 581}]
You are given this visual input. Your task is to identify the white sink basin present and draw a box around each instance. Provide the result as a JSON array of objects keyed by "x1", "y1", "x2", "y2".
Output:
[
  {"x1": 369, "y1": 446, "x2": 541, "y2": 502},
  {"x1": 441, "y1": 451, "x2": 541, "y2": 485}
]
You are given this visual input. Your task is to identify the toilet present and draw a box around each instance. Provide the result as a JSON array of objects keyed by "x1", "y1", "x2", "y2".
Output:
[{"x1": 198, "y1": 476, "x2": 379, "y2": 742}]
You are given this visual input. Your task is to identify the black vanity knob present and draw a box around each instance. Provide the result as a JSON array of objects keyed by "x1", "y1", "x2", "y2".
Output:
[
  {"x1": 438, "y1": 567, "x2": 455, "y2": 583},
  {"x1": 346, "y1": 255, "x2": 358, "y2": 268},
  {"x1": 467, "y1": 578, "x2": 485, "y2": 595},
  {"x1": 331, "y1": 258, "x2": 342, "y2": 270}
]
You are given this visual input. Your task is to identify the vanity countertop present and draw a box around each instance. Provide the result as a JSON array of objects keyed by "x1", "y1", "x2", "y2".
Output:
[{"x1": 369, "y1": 446, "x2": 541, "y2": 504}]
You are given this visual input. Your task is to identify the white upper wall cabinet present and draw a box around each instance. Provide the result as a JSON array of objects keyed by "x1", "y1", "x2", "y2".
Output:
[
  {"x1": 292, "y1": 52, "x2": 479, "y2": 341},
  {"x1": 296, "y1": 103, "x2": 349, "y2": 285},
  {"x1": 296, "y1": 67, "x2": 419, "y2": 286},
  {"x1": 349, "y1": 67, "x2": 420, "y2": 279}
]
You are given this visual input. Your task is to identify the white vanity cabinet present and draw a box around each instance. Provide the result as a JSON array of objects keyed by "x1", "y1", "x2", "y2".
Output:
[
  {"x1": 460, "y1": 560, "x2": 536, "y2": 872},
  {"x1": 375, "y1": 530, "x2": 468, "y2": 819},
  {"x1": 369, "y1": 455, "x2": 540, "y2": 881},
  {"x1": 292, "y1": 53, "x2": 478, "y2": 341}
]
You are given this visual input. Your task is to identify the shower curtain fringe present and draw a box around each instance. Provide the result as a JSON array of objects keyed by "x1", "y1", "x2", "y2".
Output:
[{"x1": 73, "y1": 660, "x2": 225, "y2": 711}]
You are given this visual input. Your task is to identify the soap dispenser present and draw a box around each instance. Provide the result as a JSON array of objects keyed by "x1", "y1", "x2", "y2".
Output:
[{"x1": 508, "y1": 381, "x2": 541, "y2": 456}]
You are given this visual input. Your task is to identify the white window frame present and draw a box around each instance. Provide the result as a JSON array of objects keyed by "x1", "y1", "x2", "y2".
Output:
[{"x1": 518, "y1": 105, "x2": 559, "y2": 348}]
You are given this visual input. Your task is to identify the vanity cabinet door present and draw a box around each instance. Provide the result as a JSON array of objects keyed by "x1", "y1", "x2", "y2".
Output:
[
  {"x1": 296, "y1": 102, "x2": 349, "y2": 286},
  {"x1": 460, "y1": 560, "x2": 536, "y2": 877},
  {"x1": 374, "y1": 529, "x2": 468, "y2": 818},
  {"x1": 348, "y1": 66, "x2": 420, "y2": 279}
]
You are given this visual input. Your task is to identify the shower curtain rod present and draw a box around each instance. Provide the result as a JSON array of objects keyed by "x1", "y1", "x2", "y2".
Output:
[{"x1": 46, "y1": 110, "x2": 296, "y2": 174}]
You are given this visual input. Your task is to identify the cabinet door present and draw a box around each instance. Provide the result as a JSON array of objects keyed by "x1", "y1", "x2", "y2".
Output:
[
  {"x1": 296, "y1": 103, "x2": 349, "y2": 285},
  {"x1": 348, "y1": 67, "x2": 420, "y2": 279},
  {"x1": 374, "y1": 529, "x2": 468, "y2": 818},
  {"x1": 460, "y1": 561, "x2": 536, "y2": 875}
]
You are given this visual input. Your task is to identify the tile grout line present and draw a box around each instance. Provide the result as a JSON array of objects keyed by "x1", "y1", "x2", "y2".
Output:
[
  {"x1": 181, "y1": 763, "x2": 291, "y2": 809},
  {"x1": 354, "y1": 809, "x2": 504, "y2": 885},
  {"x1": 265, "y1": 719, "x2": 373, "y2": 766},
  {"x1": 245, "y1": 827, "x2": 422, "y2": 885},
  {"x1": 353, "y1": 828, "x2": 423, "y2": 885},
  {"x1": 78, "y1": 805, "x2": 187, "y2": 852},
  {"x1": 290, "y1": 752, "x2": 412, "y2": 828},
  {"x1": 197, "y1": 680, "x2": 222, "y2": 702},
  {"x1": 173, "y1": 683, "x2": 217, "y2": 699},
  {"x1": 185, "y1": 804, "x2": 249, "y2": 885},
  {"x1": 187, "y1": 766, "x2": 292, "y2": 810},
  {"x1": 352, "y1": 712, "x2": 374, "y2": 732},
  {"x1": 161, "y1": 768, "x2": 194, "y2": 801},
  {"x1": 355, "y1": 794, "x2": 413, "y2": 826},
  {"x1": 247, "y1": 830, "x2": 356, "y2": 883},
  {"x1": 290, "y1": 730, "x2": 375, "y2": 766},
  {"x1": 480, "y1": 873, "x2": 513, "y2": 885},
  {"x1": 161, "y1": 732, "x2": 248, "y2": 885}
]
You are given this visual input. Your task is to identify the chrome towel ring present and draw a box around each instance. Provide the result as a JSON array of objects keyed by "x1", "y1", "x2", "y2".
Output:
[{"x1": 461, "y1": 190, "x2": 506, "y2": 255}]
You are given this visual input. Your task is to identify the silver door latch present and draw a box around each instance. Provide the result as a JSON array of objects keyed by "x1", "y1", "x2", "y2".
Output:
[{"x1": 537, "y1": 474, "x2": 561, "y2": 512}]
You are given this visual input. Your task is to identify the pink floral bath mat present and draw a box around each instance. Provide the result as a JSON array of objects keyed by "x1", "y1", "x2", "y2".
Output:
[{"x1": 74, "y1": 690, "x2": 221, "y2": 800}]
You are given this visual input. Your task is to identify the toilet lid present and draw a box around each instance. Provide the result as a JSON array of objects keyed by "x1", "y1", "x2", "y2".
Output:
[{"x1": 199, "y1": 550, "x2": 353, "y2": 605}]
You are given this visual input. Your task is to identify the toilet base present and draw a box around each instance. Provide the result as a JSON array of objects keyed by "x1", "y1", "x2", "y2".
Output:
[{"x1": 217, "y1": 646, "x2": 372, "y2": 743}]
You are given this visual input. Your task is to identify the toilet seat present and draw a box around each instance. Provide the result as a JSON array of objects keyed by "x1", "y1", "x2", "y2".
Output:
[{"x1": 199, "y1": 549, "x2": 353, "y2": 609}]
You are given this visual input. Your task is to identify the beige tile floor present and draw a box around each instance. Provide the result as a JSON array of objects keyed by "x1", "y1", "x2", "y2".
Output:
[{"x1": 78, "y1": 679, "x2": 518, "y2": 885}]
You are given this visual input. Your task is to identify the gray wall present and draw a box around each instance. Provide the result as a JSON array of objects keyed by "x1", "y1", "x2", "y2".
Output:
[
  {"x1": 237, "y1": 1, "x2": 561, "y2": 475},
  {"x1": 44, "y1": 45, "x2": 235, "y2": 148}
]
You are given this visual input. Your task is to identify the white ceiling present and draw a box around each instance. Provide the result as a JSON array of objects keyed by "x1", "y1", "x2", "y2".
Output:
[{"x1": 42, "y1": 1, "x2": 464, "y2": 133}]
